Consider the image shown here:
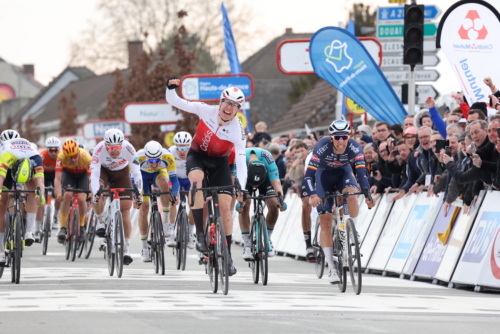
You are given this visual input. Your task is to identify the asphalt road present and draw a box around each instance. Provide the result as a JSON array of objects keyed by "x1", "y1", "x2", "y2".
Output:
[{"x1": 0, "y1": 233, "x2": 499, "y2": 334}]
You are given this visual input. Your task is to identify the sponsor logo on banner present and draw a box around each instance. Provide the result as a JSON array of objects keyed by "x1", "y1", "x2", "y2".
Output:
[
  {"x1": 491, "y1": 228, "x2": 500, "y2": 279},
  {"x1": 462, "y1": 211, "x2": 500, "y2": 263},
  {"x1": 458, "y1": 10, "x2": 488, "y2": 40},
  {"x1": 392, "y1": 205, "x2": 429, "y2": 259},
  {"x1": 324, "y1": 41, "x2": 353, "y2": 73}
]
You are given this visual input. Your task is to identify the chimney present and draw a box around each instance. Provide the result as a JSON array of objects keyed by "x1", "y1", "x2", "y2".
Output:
[
  {"x1": 23, "y1": 64, "x2": 34, "y2": 77},
  {"x1": 285, "y1": 28, "x2": 293, "y2": 34},
  {"x1": 127, "y1": 41, "x2": 144, "y2": 68}
]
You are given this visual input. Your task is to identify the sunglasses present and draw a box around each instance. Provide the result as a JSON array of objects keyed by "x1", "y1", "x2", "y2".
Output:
[
  {"x1": 106, "y1": 144, "x2": 122, "y2": 151},
  {"x1": 177, "y1": 146, "x2": 189, "y2": 151},
  {"x1": 332, "y1": 135, "x2": 349, "y2": 141},
  {"x1": 48, "y1": 148, "x2": 59, "y2": 153},
  {"x1": 222, "y1": 99, "x2": 241, "y2": 109},
  {"x1": 147, "y1": 158, "x2": 161, "y2": 164}
]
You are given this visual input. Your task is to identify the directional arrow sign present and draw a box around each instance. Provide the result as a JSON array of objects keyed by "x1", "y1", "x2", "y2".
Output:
[
  {"x1": 391, "y1": 84, "x2": 439, "y2": 104},
  {"x1": 381, "y1": 54, "x2": 439, "y2": 68},
  {"x1": 377, "y1": 23, "x2": 437, "y2": 38},
  {"x1": 381, "y1": 39, "x2": 437, "y2": 54},
  {"x1": 377, "y1": 5, "x2": 441, "y2": 21},
  {"x1": 384, "y1": 69, "x2": 440, "y2": 83}
]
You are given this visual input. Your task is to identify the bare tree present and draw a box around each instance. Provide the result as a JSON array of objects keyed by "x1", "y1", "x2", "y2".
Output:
[
  {"x1": 69, "y1": 0, "x2": 260, "y2": 74},
  {"x1": 58, "y1": 90, "x2": 79, "y2": 135}
]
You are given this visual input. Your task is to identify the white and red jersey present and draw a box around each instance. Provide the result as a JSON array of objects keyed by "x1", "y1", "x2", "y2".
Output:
[
  {"x1": 90, "y1": 140, "x2": 143, "y2": 195},
  {"x1": 166, "y1": 88, "x2": 247, "y2": 188}
]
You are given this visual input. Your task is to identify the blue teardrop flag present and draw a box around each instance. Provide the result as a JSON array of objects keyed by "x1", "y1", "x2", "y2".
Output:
[{"x1": 309, "y1": 27, "x2": 407, "y2": 124}]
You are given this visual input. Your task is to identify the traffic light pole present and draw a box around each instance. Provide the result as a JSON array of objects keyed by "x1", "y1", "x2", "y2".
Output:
[{"x1": 408, "y1": 65, "x2": 416, "y2": 115}]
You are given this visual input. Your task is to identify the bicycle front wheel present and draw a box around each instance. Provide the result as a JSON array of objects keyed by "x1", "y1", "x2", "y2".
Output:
[
  {"x1": 115, "y1": 212, "x2": 125, "y2": 278},
  {"x1": 250, "y1": 219, "x2": 259, "y2": 284},
  {"x1": 71, "y1": 208, "x2": 79, "y2": 261},
  {"x1": 206, "y1": 217, "x2": 218, "y2": 294},
  {"x1": 259, "y1": 217, "x2": 269, "y2": 286},
  {"x1": 346, "y1": 218, "x2": 362, "y2": 295},
  {"x1": 106, "y1": 221, "x2": 114, "y2": 276},
  {"x1": 84, "y1": 210, "x2": 96, "y2": 259},
  {"x1": 313, "y1": 217, "x2": 325, "y2": 279},
  {"x1": 333, "y1": 224, "x2": 347, "y2": 293},
  {"x1": 0, "y1": 226, "x2": 7, "y2": 278},
  {"x1": 153, "y1": 211, "x2": 165, "y2": 275},
  {"x1": 13, "y1": 212, "x2": 22, "y2": 284},
  {"x1": 216, "y1": 217, "x2": 229, "y2": 295},
  {"x1": 180, "y1": 211, "x2": 189, "y2": 271},
  {"x1": 42, "y1": 205, "x2": 52, "y2": 256}
]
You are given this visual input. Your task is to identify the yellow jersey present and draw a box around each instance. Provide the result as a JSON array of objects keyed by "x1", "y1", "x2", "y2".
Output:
[{"x1": 56, "y1": 149, "x2": 92, "y2": 174}]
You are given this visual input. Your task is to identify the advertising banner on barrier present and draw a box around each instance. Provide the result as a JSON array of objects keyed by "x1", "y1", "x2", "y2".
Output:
[
  {"x1": 270, "y1": 192, "x2": 293, "y2": 251},
  {"x1": 368, "y1": 194, "x2": 418, "y2": 272},
  {"x1": 452, "y1": 191, "x2": 500, "y2": 286},
  {"x1": 436, "y1": 1, "x2": 500, "y2": 104},
  {"x1": 402, "y1": 194, "x2": 444, "y2": 276},
  {"x1": 360, "y1": 193, "x2": 395, "y2": 268},
  {"x1": 413, "y1": 204, "x2": 461, "y2": 279},
  {"x1": 275, "y1": 194, "x2": 303, "y2": 253},
  {"x1": 435, "y1": 191, "x2": 485, "y2": 283},
  {"x1": 355, "y1": 195, "x2": 380, "y2": 240},
  {"x1": 385, "y1": 194, "x2": 437, "y2": 274},
  {"x1": 309, "y1": 27, "x2": 407, "y2": 124}
]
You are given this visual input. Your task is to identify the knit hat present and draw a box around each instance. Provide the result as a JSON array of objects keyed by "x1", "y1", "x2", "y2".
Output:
[
  {"x1": 360, "y1": 134, "x2": 373, "y2": 144},
  {"x1": 458, "y1": 130, "x2": 469, "y2": 142},
  {"x1": 470, "y1": 102, "x2": 487, "y2": 117},
  {"x1": 357, "y1": 124, "x2": 372, "y2": 136}
]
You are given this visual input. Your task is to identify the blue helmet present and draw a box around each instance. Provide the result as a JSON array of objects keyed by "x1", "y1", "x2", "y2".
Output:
[{"x1": 328, "y1": 120, "x2": 350, "y2": 136}]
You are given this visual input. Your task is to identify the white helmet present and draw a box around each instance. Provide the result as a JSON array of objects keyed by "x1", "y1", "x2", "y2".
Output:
[
  {"x1": 104, "y1": 128, "x2": 124, "y2": 145},
  {"x1": 45, "y1": 137, "x2": 61, "y2": 148},
  {"x1": 328, "y1": 120, "x2": 351, "y2": 136},
  {"x1": 144, "y1": 141, "x2": 163, "y2": 159},
  {"x1": 220, "y1": 87, "x2": 245, "y2": 107},
  {"x1": 174, "y1": 132, "x2": 192, "y2": 145},
  {"x1": 0, "y1": 129, "x2": 20, "y2": 142},
  {"x1": 31, "y1": 142, "x2": 38, "y2": 151}
]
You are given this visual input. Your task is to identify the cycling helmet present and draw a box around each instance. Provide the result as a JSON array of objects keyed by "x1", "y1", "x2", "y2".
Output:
[
  {"x1": 62, "y1": 139, "x2": 80, "y2": 157},
  {"x1": 45, "y1": 137, "x2": 61, "y2": 148},
  {"x1": 220, "y1": 87, "x2": 245, "y2": 107},
  {"x1": 247, "y1": 160, "x2": 267, "y2": 188},
  {"x1": 12, "y1": 158, "x2": 32, "y2": 184},
  {"x1": 31, "y1": 142, "x2": 38, "y2": 152},
  {"x1": 104, "y1": 128, "x2": 124, "y2": 145},
  {"x1": 174, "y1": 132, "x2": 192, "y2": 145},
  {"x1": 88, "y1": 148, "x2": 94, "y2": 156},
  {"x1": 0, "y1": 129, "x2": 21, "y2": 142},
  {"x1": 144, "y1": 141, "x2": 163, "y2": 159},
  {"x1": 328, "y1": 120, "x2": 351, "y2": 136},
  {"x1": 78, "y1": 143, "x2": 85, "y2": 150}
]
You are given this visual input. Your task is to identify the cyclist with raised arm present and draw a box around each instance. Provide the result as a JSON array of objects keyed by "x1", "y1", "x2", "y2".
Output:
[
  {"x1": 0, "y1": 132, "x2": 46, "y2": 258},
  {"x1": 54, "y1": 139, "x2": 92, "y2": 243},
  {"x1": 168, "y1": 131, "x2": 196, "y2": 249},
  {"x1": 304, "y1": 120, "x2": 373, "y2": 284},
  {"x1": 166, "y1": 78, "x2": 247, "y2": 276},
  {"x1": 39, "y1": 137, "x2": 62, "y2": 233},
  {"x1": 90, "y1": 129, "x2": 143, "y2": 266},
  {"x1": 137, "y1": 140, "x2": 179, "y2": 262},
  {"x1": 238, "y1": 147, "x2": 286, "y2": 260}
]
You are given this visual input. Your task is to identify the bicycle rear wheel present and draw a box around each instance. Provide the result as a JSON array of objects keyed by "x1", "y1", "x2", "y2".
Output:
[
  {"x1": 106, "y1": 220, "x2": 114, "y2": 276},
  {"x1": 84, "y1": 210, "x2": 96, "y2": 259},
  {"x1": 71, "y1": 209, "x2": 79, "y2": 261},
  {"x1": 65, "y1": 214, "x2": 72, "y2": 261},
  {"x1": 333, "y1": 226, "x2": 347, "y2": 293},
  {"x1": 0, "y1": 226, "x2": 7, "y2": 278},
  {"x1": 259, "y1": 217, "x2": 269, "y2": 286},
  {"x1": 115, "y1": 212, "x2": 125, "y2": 278},
  {"x1": 217, "y1": 217, "x2": 229, "y2": 295},
  {"x1": 42, "y1": 205, "x2": 52, "y2": 256},
  {"x1": 346, "y1": 218, "x2": 362, "y2": 295},
  {"x1": 205, "y1": 217, "x2": 218, "y2": 293},
  {"x1": 154, "y1": 211, "x2": 165, "y2": 275},
  {"x1": 250, "y1": 219, "x2": 259, "y2": 284},
  {"x1": 180, "y1": 211, "x2": 188, "y2": 271},
  {"x1": 313, "y1": 217, "x2": 325, "y2": 278},
  {"x1": 13, "y1": 212, "x2": 22, "y2": 284}
]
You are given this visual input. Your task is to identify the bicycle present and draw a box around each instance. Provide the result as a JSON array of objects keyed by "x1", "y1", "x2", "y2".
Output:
[
  {"x1": 190, "y1": 179, "x2": 241, "y2": 295},
  {"x1": 142, "y1": 182, "x2": 171, "y2": 275},
  {"x1": 83, "y1": 206, "x2": 97, "y2": 259},
  {"x1": 173, "y1": 190, "x2": 189, "y2": 271},
  {"x1": 40, "y1": 186, "x2": 54, "y2": 255},
  {"x1": 62, "y1": 187, "x2": 91, "y2": 262},
  {"x1": 320, "y1": 190, "x2": 371, "y2": 295},
  {"x1": 1, "y1": 187, "x2": 41, "y2": 284},
  {"x1": 245, "y1": 190, "x2": 284, "y2": 286},
  {"x1": 96, "y1": 182, "x2": 140, "y2": 278}
]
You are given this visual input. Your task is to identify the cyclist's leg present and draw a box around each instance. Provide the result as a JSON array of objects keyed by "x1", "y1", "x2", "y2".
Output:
[
  {"x1": 186, "y1": 151, "x2": 207, "y2": 252},
  {"x1": 300, "y1": 181, "x2": 313, "y2": 254},
  {"x1": 58, "y1": 170, "x2": 74, "y2": 242},
  {"x1": 76, "y1": 172, "x2": 89, "y2": 238},
  {"x1": 339, "y1": 168, "x2": 360, "y2": 218},
  {"x1": 239, "y1": 195, "x2": 252, "y2": 257},
  {"x1": 112, "y1": 167, "x2": 134, "y2": 262},
  {"x1": 155, "y1": 171, "x2": 172, "y2": 229},
  {"x1": 139, "y1": 171, "x2": 151, "y2": 258}
]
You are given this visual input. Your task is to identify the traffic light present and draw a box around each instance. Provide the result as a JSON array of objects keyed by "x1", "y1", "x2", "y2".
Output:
[
  {"x1": 401, "y1": 84, "x2": 418, "y2": 105},
  {"x1": 403, "y1": 3, "x2": 424, "y2": 68}
]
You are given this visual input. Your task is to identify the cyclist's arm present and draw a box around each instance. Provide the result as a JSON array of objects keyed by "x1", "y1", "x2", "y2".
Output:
[
  {"x1": 90, "y1": 152, "x2": 102, "y2": 196},
  {"x1": 165, "y1": 88, "x2": 204, "y2": 116},
  {"x1": 0, "y1": 151, "x2": 16, "y2": 178},
  {"x1": 130, "y1": 158, "x2": 143, "y2": 193},
  {"x1": 234, "y1": 137, "x2": 247, "y2": 189},
  {"x1": 165, "y1": 153, "x2": 180, "y2": 196}
]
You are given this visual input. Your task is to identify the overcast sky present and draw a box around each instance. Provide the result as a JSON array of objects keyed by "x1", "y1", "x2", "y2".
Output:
[{"x1": 1, "y1": 0, "x2": 499, "y2": 99}]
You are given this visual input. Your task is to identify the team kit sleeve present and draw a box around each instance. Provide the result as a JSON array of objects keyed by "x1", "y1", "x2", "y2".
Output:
[
  {"x1": 165, "y1": 88, "x2": 205, "y2": 116},
  {"x1": 348, "y1": 140, "x2": 370, "y2": 191},
  {"x1": 164, "y1": 152, "x2": 180, "y2": 196},
  {"x1": 303, "y1": 143, "x2": 323, "y2": 196},
  {"x1": 259, "y1": 149, "x2": 279, "y2": 182},
  {"x1": 124, "y1": 142, "x2": 143, "y2": 192},
  {"x1": 234, "y1": 129, "x2": 248, "y2": 189},
  {"x1": 90, "y1": 143, "x2": 104, "y2": 195},
  {"x1": 81, "y1": 150, "x2": 92, "y2": 175}
]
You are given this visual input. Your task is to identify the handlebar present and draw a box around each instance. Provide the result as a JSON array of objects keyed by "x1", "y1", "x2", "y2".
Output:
[
  {"x1": 96, "y1": 185, "x2": 141, "y2": 197},
  {"x1": 62, "y1": 187, "x2": 92, "y2": 197},
  {"x1": 190, "y1": 178, "x2": 242, "y2": 208}
]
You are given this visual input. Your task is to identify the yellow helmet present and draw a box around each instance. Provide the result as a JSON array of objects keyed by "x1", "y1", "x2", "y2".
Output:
[
  {"x1": 62, "y1": 139, "x2": 80, "y2": 158},
  {"x1": 12, "y1": 158, "x2": 32, "y2": 184}
]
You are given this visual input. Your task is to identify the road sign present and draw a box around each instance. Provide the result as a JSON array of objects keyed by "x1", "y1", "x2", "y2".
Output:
[
  {"x1": 276, "y1": 37, "x2": 382, "y2": 74},
  {"x1": 381, "y1": 54, "x2": 439, "y2": 68},
  {"x1": 391, "y1": 84, "x2": 439, "y2": 104},
  {"x1": 377, "y1": 5, "x2": 441, "y2": 22},
  {"x1": 381, "y1": 39, "x2": 437, "y2": 54},
  {"x1": 345, "y1": 97, "x2": 366, "y2": 115},
  {"x1": 384, "y1": 69, "x2": 440, "y2": 83},
  {"x1": 82, "y1": 119, "x2": 131, "y2": 139},
  {"x1": 122, "y1": 102, "x2": 183, "y2": 124},
  {"x1": 377, "y1": 23, "x2": 437, "y2": 38},
  {"x1": 180, "y1": 73, "x2": 254, "y2": 102}
]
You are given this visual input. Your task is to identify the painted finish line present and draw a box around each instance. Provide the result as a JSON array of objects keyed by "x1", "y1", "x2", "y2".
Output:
[{"x1": 1, "y1": 289, "x2": 499, "y2": 314}]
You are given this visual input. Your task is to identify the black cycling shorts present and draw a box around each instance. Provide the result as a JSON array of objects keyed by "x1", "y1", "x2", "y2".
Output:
[
  {"x1": 44, "y1": 172, "x2": 55, "y2": 187},
  {"x1": 62, "y1": 169, "x2": 89, "y2": 192},
  {"x1": 300, "y1": 181, "x2": 309, "y2": 199},
  {"x1": 246, "y1": 175, "x2": 274, "y2": 196},
  {"x1": 186, "y1": 149, "x2": 233, "y2": 195},
  {"x1": 3, "y1": 169, "x2": 13, "y2": 190}
]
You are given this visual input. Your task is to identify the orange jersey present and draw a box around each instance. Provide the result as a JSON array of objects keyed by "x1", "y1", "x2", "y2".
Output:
[
  {"x1": 56, "y1": 149, "x2": 92, "y2": 174},
  {"x1": 40, "y1": 149, "x2": 58, "y2": 172}
]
